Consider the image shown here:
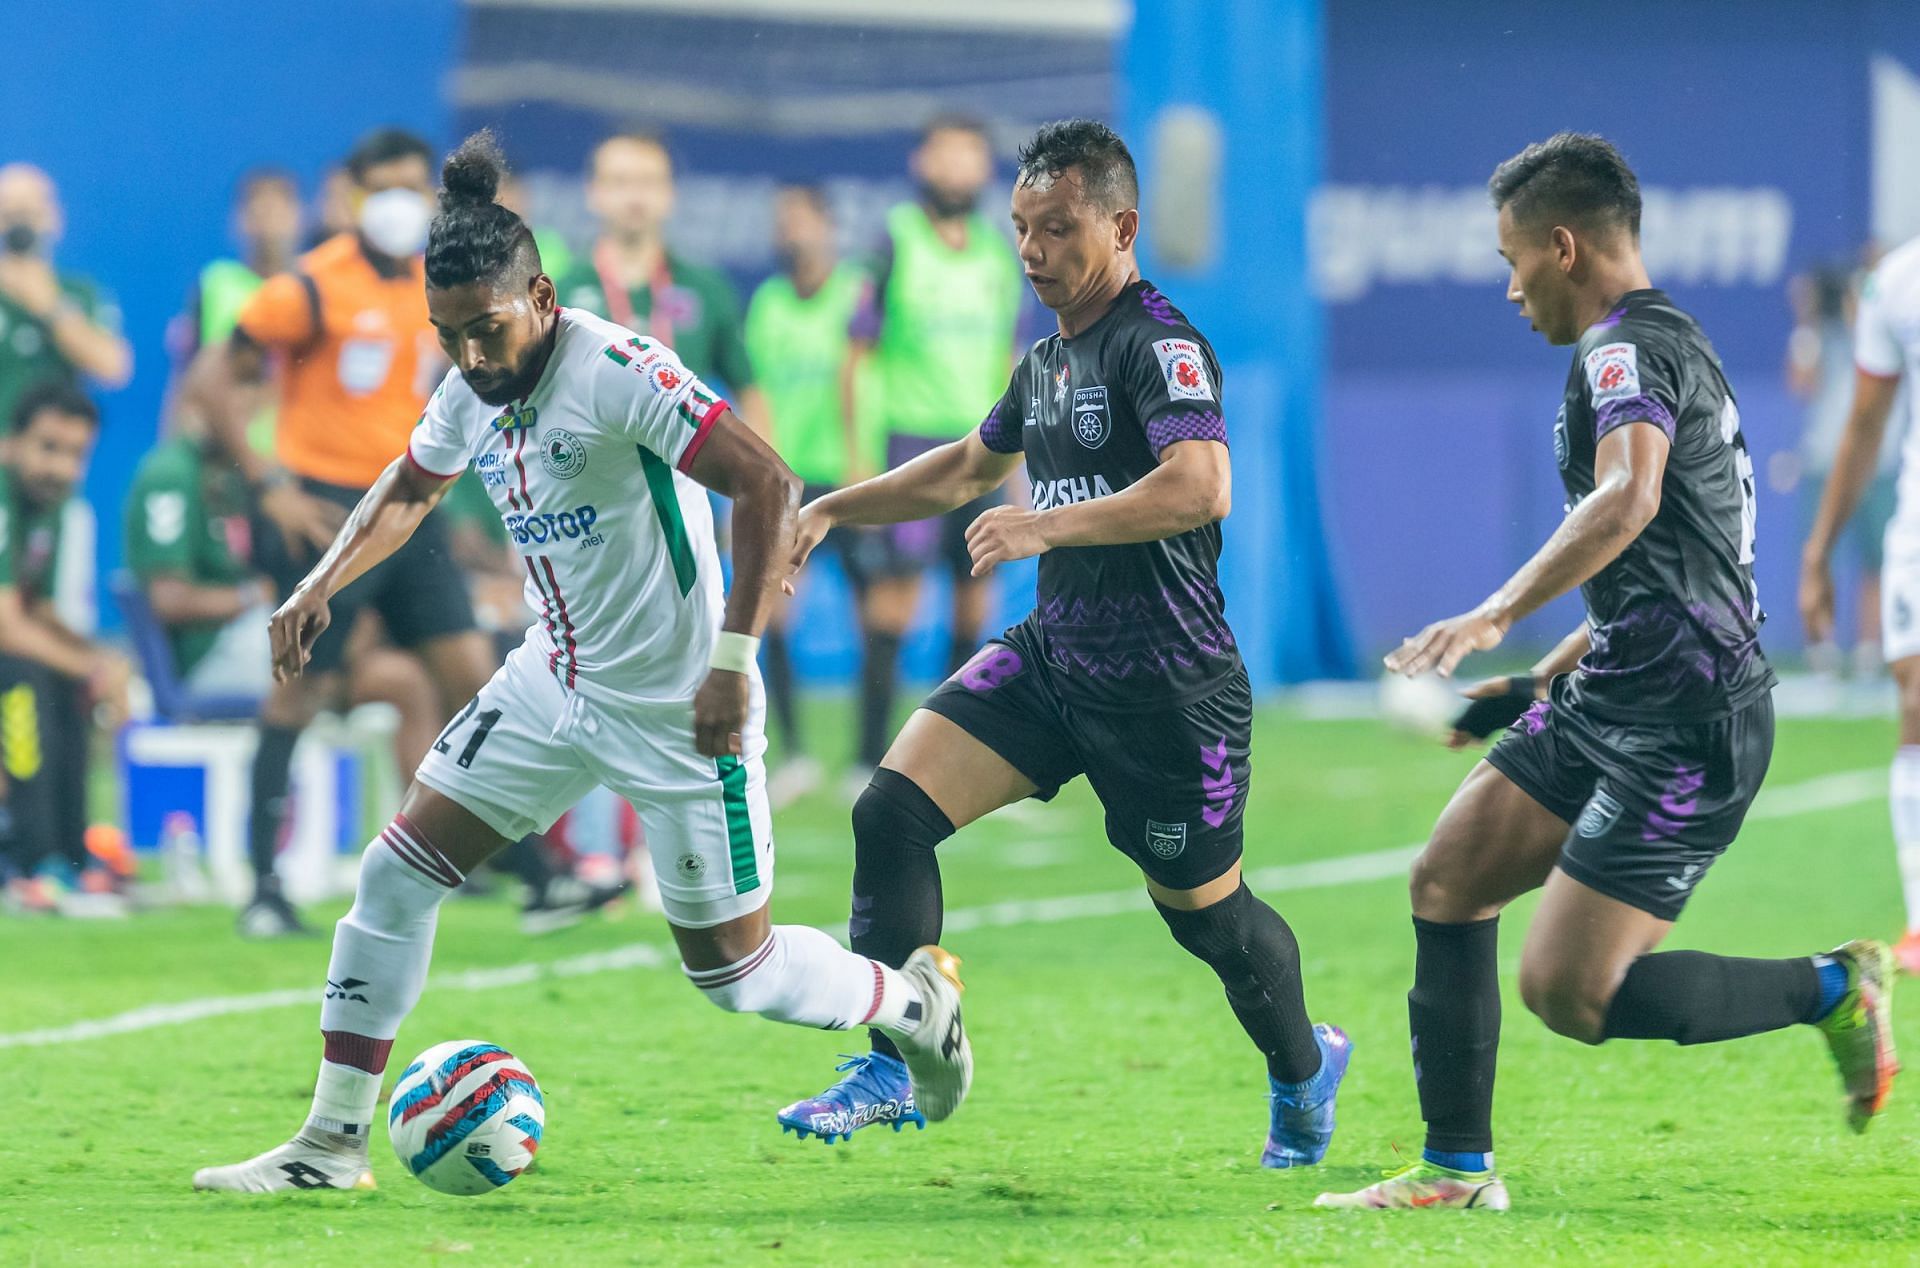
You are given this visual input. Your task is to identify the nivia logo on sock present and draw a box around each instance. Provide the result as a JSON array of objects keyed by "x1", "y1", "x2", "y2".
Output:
[{"x1": 324, "y1": 977, "x2": 370, "y2": 1003}]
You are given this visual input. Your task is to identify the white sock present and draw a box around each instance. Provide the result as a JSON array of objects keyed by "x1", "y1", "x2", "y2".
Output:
[
  {"x1": 685, "y1": 924, "x2": 923, "y2": 1034},
  {"x1": 1893, "y1": 748, "x2": 1920, "y2": 935},
  {"x1": 307, "y1": 818, "x2": 463, "y2": 1131}
]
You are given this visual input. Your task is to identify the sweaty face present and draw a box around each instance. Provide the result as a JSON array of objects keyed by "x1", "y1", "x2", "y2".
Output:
[
  {"x1": 913, "y1": 128, "x2": 992, "y2": 216},
  {"x1": 8, "y1": 410, "x2": 96, "y2": 509},
  {"x1": 588, "y1": 139, "x2": 674, "y2": 239},
  {"x1": 1496, "y1": 203, "x2": 1579, "y2": 345},
  {"x1": 1010, "y1": 168, "x2": 1123, "y2": 315},
  {"x1": 429, "y1": 274, "x2": 558, "y2": 407}
]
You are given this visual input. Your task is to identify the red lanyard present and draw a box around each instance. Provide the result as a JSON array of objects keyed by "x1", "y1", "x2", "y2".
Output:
[{"x1": 592, "y1": 239, "x2": 675, "y2": 349}]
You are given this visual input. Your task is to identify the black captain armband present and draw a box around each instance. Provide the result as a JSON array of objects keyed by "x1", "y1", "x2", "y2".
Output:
[{"x1": 1450, "y1": 676, "x2": 1543, "y2": 740}]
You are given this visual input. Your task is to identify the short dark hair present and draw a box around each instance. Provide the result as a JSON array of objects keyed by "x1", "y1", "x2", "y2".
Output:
[
  {"x1": 12, "y1": 379, "x2": 99, "y2": 434},
  {"x1": 591, "y1": 129, "x2": 673, "y2": 177},
  {"x1": 235, "y1": 167, "x2": 297, "y2": 205},
  {"x1": 1488, "y1": 132, "x2": 1641, "y2": 239},
  {"x1": 346, "y1": 128, "x2": 434, "y2": 183},
  {"x1": 1015, "y1": 119, "x2": 1138, "y2": 214},
  {"x1": 920, "y1": 113, "x2": 992, "y2": 147},
  {"x1": 776, "y1": 183, "x2": 831, "y2": 217},
  {"x1": 426, "y1": 129, "x2": 541, "y2": 290}
]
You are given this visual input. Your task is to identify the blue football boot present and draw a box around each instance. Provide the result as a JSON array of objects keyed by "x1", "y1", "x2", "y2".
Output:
[
  {"x1": 777, "y1": 1052, "x2": 926, "y2": 1144},
  {"x1": 1262, "y1": 1023, "x2": 1351, "y2": 1168}
]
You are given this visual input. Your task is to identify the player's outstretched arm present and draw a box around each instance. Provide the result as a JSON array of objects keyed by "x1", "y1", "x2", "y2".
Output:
[
  {"x1": 1801, "y1": 369, "x2": 1901, "y2": 644},
  {"x1": 681, "y1": 409, "x2": 803, "y2": 756},
  {"x1": 1388, "y1": 422, "x2": 1669, "y2": 679},
  {"x1": 967, "y1": 438, "x2": 1229, "y2": 576},
  {"x1": 793, "y1": 434, "x2": 1021, "y2": 578},
  {"x1": 268, "y1": 455, "x2": 454, "y2": 682}
]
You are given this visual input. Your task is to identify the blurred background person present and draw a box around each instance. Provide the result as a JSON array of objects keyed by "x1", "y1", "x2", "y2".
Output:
[
  {"x1": 306, "y1": 166, "x2": 358, "y2": 252},
  {"x1": 496, "y1": 168, "x2": 576, "y2": 285},
  {"x1": 553, "y1": 131, "x2": 763, "y2": 424},
  {"x1": 0, "y1": 382, "x2": 129, "y2": 916},
  {"x1": 177, "y1": 127, "x2": 499, "y2": 937},
  {"x1": 745, "y1": 184, "x2": 872, "y2": 806},
  {"x1": 1788, "y1": 260, "x2": 1901, "y2": 680},
  {"x1": 176, "y1": 169, "x2": 304, "y2": 363},
  {"x1": 0, "y1": 164, "x2": 132, "y2": 430},
  {"x1": 842, "y1": 115, "x2": 1023, "y2": 787}
]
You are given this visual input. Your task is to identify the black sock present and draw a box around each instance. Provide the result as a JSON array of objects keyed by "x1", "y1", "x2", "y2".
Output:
[
  {"x1": 763, "y1": 627, "x2": 802, "y2": 754},
  {"x1": 1410, "y1": 915, "x2": 1500, "y2": 1154},
  {"x1": 858, "y1": 631, "x2": 901, "y2": 768},
  {"x1": 1155, "y1": 883, "x2": 1322, "y2": 1084},
  {"x1": 849, "y1": 767, "x2": 954, "y2": 1059},
  {"x1": 1601, "y1": 951, "x2": 1821, "y2": 1044},
  {"x1": 247, "y1": 724, "x2": 301, "y2": 894}
]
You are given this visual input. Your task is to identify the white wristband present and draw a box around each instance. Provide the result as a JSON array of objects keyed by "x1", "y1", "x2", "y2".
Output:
[{"x1": 709, "y1": 630, "x2": 761, "y2": 675}]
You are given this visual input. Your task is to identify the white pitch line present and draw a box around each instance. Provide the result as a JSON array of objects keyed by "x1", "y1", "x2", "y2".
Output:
[{"x1": 0, "y1": 764, "x2": 1885, "y2": 1052}]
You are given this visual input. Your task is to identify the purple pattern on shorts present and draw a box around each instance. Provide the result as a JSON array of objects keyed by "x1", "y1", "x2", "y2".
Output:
[
  {"x1": 1642, "y1": 764, "x2": 1705, "y2": 842},
  {"x1": 1199, "y1": 737, "x2": 1237, "y2": 828},
  {"x1": 1146, "y1": 409, "x2": 1227, "y2": 453},
  {"x1": 1518, "y1": 700, "x2": 1551, "y2": 735},
  {"x1": 1594, "y1": 392, "x2": 1676, "y2": 443},
  {"x1": 978, "y1": 400, "x2": 1024, "y2": 454},
  {"x1": 957, "y1": 644, "x2": 1024, "y2": 693},
  {"x1": 1139, "y1": 285, "x2": 1182, "y2": 327},
  {"x1": 1036, "y1": 580, "x2": 1237, "y2": 681}
]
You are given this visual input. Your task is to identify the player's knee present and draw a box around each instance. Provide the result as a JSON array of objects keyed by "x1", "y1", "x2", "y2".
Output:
[
  {"x1": 1517, "y1": 960, "x2": 1607, "y2": 1045},
  {"x1": 1154, "y1": 882, "x2": 1257, "y2": 968},
  {"x1": 684, "y1": 933, "x2": 799, "y2": 1021},
  {"x1": 852, "y1": 768, "x2": 955, "y2": 861},
  {"x1": 1896, "y1": 669, "x2": 1920, "y2": 733},
  {"x1": 1409, "y1": 842, "x2": 1481, "y2": 922},
  {"x1": 350, "y1": 821, "x2": 463, "y2": 931}
]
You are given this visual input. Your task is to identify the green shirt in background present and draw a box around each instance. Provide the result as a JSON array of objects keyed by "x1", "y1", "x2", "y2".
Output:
[
  {"x1": 745, "y1": 263, "x2": 871, "y2": 487},
  {"x1": 554, "y1": 248, "x2": 755, "y2": 396},
  {"x1": 0, "y1": 271, "x2": 118, "y2": 429},
  {"x1": 0, "y1": 469, "x2": 65, "y2": 605},
  {"x1": 124, "y1": 436, "x2": 255, "y2": 676},
  {"x1": 865, "y1": 202, "x2": 1022, "y2": 441}
]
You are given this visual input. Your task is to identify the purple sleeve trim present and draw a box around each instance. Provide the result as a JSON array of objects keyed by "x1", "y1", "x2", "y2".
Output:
[
  {"x1": 1145, "y1": 408, "x2": 1227, "y2": 454},
  {"x1": 978, "y1": 401, "x2": 1024, "y2": 454},
  {"x1": 1594, "y1": 393, "x2": 1676, "y2": 443}
]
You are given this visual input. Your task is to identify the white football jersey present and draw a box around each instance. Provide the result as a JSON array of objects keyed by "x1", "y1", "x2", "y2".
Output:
[
  {"x1": 1854, "y1": 238, "x2": 1920, "y2": 524},
  {"x1": 408, "y1": 307, "x2": 732, "y2": 702}
]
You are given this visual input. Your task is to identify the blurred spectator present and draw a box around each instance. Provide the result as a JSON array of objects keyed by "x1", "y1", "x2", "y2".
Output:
[
  {"x1": 1788, "y1": 262, "x2": 1901, "y2": 676},
  {"x1": 553, "y1": 131, "x2": 764, "y2": 424},
  {"x1": 842, "y1": 115, "x2": 1023, "y2": 781},
  {"x1": 745, "y1": 184, "x2": 872, "y2": 805},
  {"x1": 0, "y1": 164, "x2": 132, "y2": 430},
  {"x1": 496, "y1": 169, "x2": 576, "y2": 286},
  {"x1": 0, "y1": 382, "x2": 130, "y2": 916},
  {"x1": 181, "y1": 169, "x2": 304, "y2": 358},
  {"x1": 178, "y1": 127, "x2": 496, "y2": 937},
  {"x1": 307, "y1": 166, "x2": 357, "y2": 251}
]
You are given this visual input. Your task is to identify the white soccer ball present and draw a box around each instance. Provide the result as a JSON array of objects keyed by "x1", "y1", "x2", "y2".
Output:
[
  {"x1": 1377, "y1": 670, "x2": 1460, "y2": 737},
  {"x1": 388, "y1": 1039, "x2": 544, "y2": 1195}
]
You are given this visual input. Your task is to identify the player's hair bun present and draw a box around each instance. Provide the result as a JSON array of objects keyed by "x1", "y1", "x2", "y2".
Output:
[{"x1": 439, "y1": 129, "x2": 507, "y2": 211}]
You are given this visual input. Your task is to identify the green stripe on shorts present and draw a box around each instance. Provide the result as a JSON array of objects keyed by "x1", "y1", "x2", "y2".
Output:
[{"x1": 715, "y1": 755, "x2": 758, "y2": 894}]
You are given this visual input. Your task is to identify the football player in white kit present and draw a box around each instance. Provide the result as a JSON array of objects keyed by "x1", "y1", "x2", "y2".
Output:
[
  {"x1": 1804, "y1": 239, "x2": 1920, "y2": 975},
  {"x1": 193, "y1": 132, "x2": 970, "y2": 1194}
]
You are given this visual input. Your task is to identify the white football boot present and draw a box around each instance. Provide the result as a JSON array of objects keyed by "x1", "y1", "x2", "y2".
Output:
[
  {"x1": 192, "y1": 1126, "x2": 375, "y2": 1193},
  {"x1": 890, "y1": 945, "x2": 972, "y2": 1122}
]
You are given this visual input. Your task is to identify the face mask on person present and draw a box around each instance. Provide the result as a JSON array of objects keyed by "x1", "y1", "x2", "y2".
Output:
[{"x1": 359, "y1": 188, "x2": 432, "y2": 258}]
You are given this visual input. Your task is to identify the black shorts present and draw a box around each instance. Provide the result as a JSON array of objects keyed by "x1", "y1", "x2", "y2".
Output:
[
  {"x1": 256, "y1": 477, "x2": 477, "y2": 676},
  {"x1": 851, "y1": 434, "x2": 1002, "y2": 581},
  {"x1": 1485, "y1": 683, "x2": 1776, "y2": 921},
  {"x1": 919, "y1": 621, "x2": 1252, "y2": 890}
]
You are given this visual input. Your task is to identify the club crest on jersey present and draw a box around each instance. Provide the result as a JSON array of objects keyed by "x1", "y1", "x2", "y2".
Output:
[
  {"x1": 538, "y1": 427, "x2": 587, "y2": 480},
  {"x1": 1574, "y1": 789, "x2": 1624, "y2": 839},
  {"x1": 1071, "y1": 384, "x2": 1110, "y2": 449},
  {"x1": 1053, "y1": 362, "x2": 1071, "y2": 407},
  {"x1": 1553, "y1": 405, "x2": 1570, "y2": 469},
  {"x1": 1584, "y1": 341, "x2": 1641, "y2": 405},
  {"x1": 1145, "y1": 819, "x2": 1188, "y2": 860},
  {"x1": 1153, "y1": 338, "x2": 1213, "y2": 402},
  {"x1": 491, "y1": 403, "x2": 539, "y2": 432}
]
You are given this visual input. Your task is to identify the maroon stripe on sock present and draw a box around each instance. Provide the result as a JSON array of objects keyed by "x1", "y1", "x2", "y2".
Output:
[
  {"x1": 321, "y1": 1030, "x2": 394, "y2": 1075},
  {"x1": 380, "y1": 827, "x2": 460, "y2": 890},
  {"x1": 689, "y1": 937, "x2": 775, "y2": 990},
  {"x1": 393, "y1": 813, "x2": 464, "y2": 885},
  {"x1": 856, "y1": 960, "x2": 885, "y2": 1024}
]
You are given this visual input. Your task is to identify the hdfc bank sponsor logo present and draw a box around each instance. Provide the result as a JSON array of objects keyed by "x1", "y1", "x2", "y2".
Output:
[{"x1": 506, "y1": 505, "x2": 600, "y2": 546}]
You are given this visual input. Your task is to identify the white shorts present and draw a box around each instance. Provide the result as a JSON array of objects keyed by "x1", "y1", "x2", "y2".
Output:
[
  {"x1": 414, "y1": 640, "x2": 774, "y2": 928},
  {"x1": 1885, "y1": 519, "x2": 1920, "y2": 664}
]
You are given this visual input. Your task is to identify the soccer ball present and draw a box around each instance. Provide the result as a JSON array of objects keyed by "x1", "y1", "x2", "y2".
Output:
[
  {"x1": 388, "y1": 1040, "x2": 545, "y2": 1195},
  {"x1": 1377, "y1": 670, "x2": 1460, "y2": 737}
]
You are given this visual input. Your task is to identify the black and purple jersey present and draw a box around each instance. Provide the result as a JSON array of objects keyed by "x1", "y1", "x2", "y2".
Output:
[
  {"x1": 978, "y1": 279, "x2": 1238, "y2": 710},
  {"x1": 1554, "y1": 288, "x2": 1775, "y2": 724}
]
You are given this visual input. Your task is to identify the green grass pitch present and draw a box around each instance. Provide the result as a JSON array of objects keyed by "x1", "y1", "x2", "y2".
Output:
[{"x1": 3, "y1": 706, "x2": 1916, "y2": 1265}]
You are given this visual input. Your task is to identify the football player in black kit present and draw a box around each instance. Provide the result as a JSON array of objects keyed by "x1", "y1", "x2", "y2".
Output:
[
  {"x1": 1319, "y1": 133, "x2": 1897, "y2": 1213},
  {"x1": 772, "y1": 119, "x2": 1349, "y2": 1165}
]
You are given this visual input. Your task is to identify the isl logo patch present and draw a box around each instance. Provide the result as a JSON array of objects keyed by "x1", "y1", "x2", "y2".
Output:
[
  {"x1": 1145, "y1": 819, "x2": 1188, "y2": 860},
  {"x1": 1072, "y1": 384, "x2": 1110, "y2": 449}
]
